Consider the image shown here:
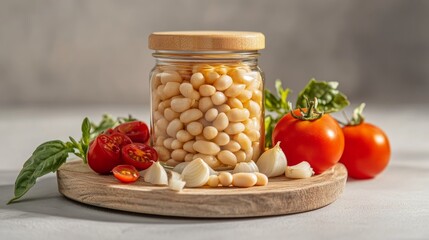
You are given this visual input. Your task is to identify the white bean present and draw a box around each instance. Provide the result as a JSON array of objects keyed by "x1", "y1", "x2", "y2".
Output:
[
  {"x1": 235, "y1": 150, "x2": 246, "y2": 163},
  {"x1": 165, "y1": 159, "x2": 181, "y2": 167},
  {"x1": 193, "y1": 140, "x2": 221, "y2": 155},
  {"x1": 156, "y1": 85, "x2": 167, "y2": 100},
  {"x1": 199, "y1": 84, "x2": 216, "y2": 97},
  {"x1": 171, "y1": 149, "x2": 187, "y2": 162},
  {"x1": 211, "y1": 92, "x2": 227, "y2": 105},
  {"x1": 237, "y1": 90, "x2": 252, "y2": 102},
  {"x1": 214, "y1": 74, "x2": 233, "y2": 91},
  {"x1": 156, "y1": 118, "x2": 169, "y2": 131},
  {"x1": 198, "y1": 97, "x2": 214, "y2": 112},
  {"x1": 232, "y1": 173, "x2": 257, "y2": 188},
  {"x1": 215, "y1": 65, "x2": 228, "y2": 75},
  {"x1": 176, "y1": 130, "x2": 193, "y2": 142},
  {"x1": 252, "y1": 142, "x2": 262, "y2": 162},
  {"x1": 213, "y1": 132, "x2": 230, "y2": 146},
  {"x1": 163, "y1": 138, "x2": 174, "y2": 149},
  {"x1": 216, "y1": 104, "x2": 231, "y2": 113},
  {"x1": 160, "y1": 70, "x2": 182, "y2": 84},
  {"x1": 205, "y1": 108, "x2": 219, "y2": 122},
  {"x1": 247, "y1": 100, "x2": 261, "y2": 118},
  {"x1": 245, "y1": 147, "x2": 253, "y2": 162},
  {"x1": 163, "y1": 82, "x2": 181, "y2": 99},
  {"x1": 226, "y1": 108, "x2": 250, "y2": 122},
  {"x1": 223, "y1": 140, "x2": 241, "y2": 152},
  {"x1": 255, "y1": 172, "x2": 268, "y2": 186},
  {"x1": 213, "y1": 112, "x2": 229, "y2": 131},
  {"x1": 193, "y1": 154, "x2": 220, "y2": 168},
  {"x1": 190, "y1": 72, "x2": 205, "y2": 89},
  {"x1": 227, "y1": 98, "x2": 243, "y2": 109},
  {"x1": 154, "y1": 146, "x2": 170, "y2": 161},
  {"x1": 203, "y1": 126, "x2": 218, "y2": 140},
  {"x1": 186, "y1": 121, "x2": 203, "y2": 136},
  {"x1": 251, "y1": 90, "x2": 263, "y2": 103},
  {"x1": 184, "y1": 153, "x2": 194, "y2": 162},
  {"x1": 155, "y1": 136, "x2": 166, "y2": 147},
  {"x1": 171, "y1": 139, "x2": 184, "y2": 149},
  {"x1": 206, "y1": 71, "x2": 219, "y2": 84},
  {"x1": 247, "y1": 129, "x2": 261, "y2": 142},
  {"x1": 180, "y1": 109, "x2": 203, "y2": 123},
  {"x1": 225, "y1": 84, "x2": 246, "y2": 98},
  {"x1": 218, "y1": 172, "x2": 233, "y2": 187},
  {"x1": 217, "y1": 150, "x2": 237, "y2": 166},
  {"x1": 171, "y1": 98, "x2": 193, "y2": 113},
  {"x1": 164, "y1": 108, "x2": 180, "y2": 121},
  {"x1": 207, "y1": 175, "x2": 220, "y2": 187},
  {"x1": 166, "y1": 119, "x2": 183, "y2": 137},
  {"x1": 180, "y1": 82, "x2": 200, "y2": 100},
  {"x1": 183, "y1": 140, "x2": 196, "y2": 153},
  {"x1": 224, "y1": 123, "x2": 245, "y2": 135},
  {"x1": 235, "y1": 133, "x2": 252, "y2": 151},
  {"x1": 153, "y1": 110, "x2": 162, "y2": 122}
]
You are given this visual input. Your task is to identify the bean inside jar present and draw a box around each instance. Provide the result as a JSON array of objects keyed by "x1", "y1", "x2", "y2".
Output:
[{"x1": 149, "y1": 31, "x2": 265, "y2": 170}]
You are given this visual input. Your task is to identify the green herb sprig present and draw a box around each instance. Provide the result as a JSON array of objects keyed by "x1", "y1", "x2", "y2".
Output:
[{"x1": 8, "y1": 114, "x2": 135, "y2": 204}]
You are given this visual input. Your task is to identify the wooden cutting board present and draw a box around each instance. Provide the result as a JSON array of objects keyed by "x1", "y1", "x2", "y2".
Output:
[{"x1": 57, "y1": 161, "x2": 347, "y2": 218}]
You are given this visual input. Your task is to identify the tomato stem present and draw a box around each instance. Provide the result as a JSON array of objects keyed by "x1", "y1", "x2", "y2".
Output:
[{"x1": 289, "y1": 96, "x2": 324, "y2": 121}]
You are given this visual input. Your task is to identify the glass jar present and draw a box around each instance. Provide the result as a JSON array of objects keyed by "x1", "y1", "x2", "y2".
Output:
[{"x1": 148, "y1": 31, "x2": 265, "y2": 170}]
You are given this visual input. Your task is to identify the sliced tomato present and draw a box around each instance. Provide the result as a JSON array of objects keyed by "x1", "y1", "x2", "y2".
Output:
[
  {"x1": 87, "y1": 134, "x2": 121, "y2": 175},
  {"x1": 121, "y1": 143, "x2": 158, "y2": 170},
  {"x1": 109, "y1": 132, "x2": 132, "y2": 148},
  {"x1": 114, "y1": 121, "x2": 150, "y2": 144},
  {"x1": 112, "y1": 165, "x2": 140, "y2": 183}
]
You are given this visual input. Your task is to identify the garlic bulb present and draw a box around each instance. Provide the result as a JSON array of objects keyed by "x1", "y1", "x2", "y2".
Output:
[
  {"x1": 143, "y1": 162, "x2": 168, "y2": 185},
  {"x1": 256, "y1": 141, "x2": 287, "y2": 177},
  {"x1": 233, "y1": 160, "x2": 259, "y2": 174},
  {"x1": 285, "y1": 161, "x2": 314, "y2": 179},
  {"x1": 168, "y1": 171, "x2": 186, "y2": 192},
  {"x1": 181, "y1": 158, "x2": 210, "y2": 187}
]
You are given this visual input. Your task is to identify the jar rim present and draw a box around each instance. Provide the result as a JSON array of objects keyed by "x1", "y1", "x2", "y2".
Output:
[{"x1": 149, "y1": 31, "x2": 265, "y2": 51}]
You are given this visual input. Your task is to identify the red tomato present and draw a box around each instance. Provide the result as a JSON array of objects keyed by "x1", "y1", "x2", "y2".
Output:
[
  {"x1": 88, "y1": 134, "x2": 121, "y2": 174},
  {"x1": 109, "y1": 132, "x2": 132, "y2": 148},
  {"x1": 112, "y1": 165, "x2": 140, "y2": 183},
  {"x1": 339, "y1": 122, "x2": 390, "y2": 179},
  {"x1": 114, "y1": 121, "x2": 149, "y2": 144},
  {"x1": 121, "y1": 143, "x2": 158, "y2": 170},
  {"x1": 272, "y1": 109, "x2": 345, "y2": 174}
]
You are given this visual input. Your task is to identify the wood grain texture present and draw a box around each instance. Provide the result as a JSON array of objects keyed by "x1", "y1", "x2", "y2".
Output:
[{"x1": 57, "y1": 161, "x2": 347, "y2": 218}]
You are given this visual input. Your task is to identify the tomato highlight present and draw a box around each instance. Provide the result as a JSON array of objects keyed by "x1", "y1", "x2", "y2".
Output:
[{"x1": 121, "y1": 143, "x2": 158, "y2": 170}]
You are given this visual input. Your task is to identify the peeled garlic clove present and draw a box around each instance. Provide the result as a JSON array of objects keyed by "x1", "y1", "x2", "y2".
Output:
[
  {"x1": 256, "y1": 141, "x2": 287, "y2": 177},
  {"x1": 144, "y1": 162, "x2": 168, "y2": 185},
  {"x1": 285, "y1": 161, "x2": 315, "y2": 179},
  {"x1": 172, "y1": 162, "x2": 189, "y2": 174},
  {"x1": 233, "y1": 160, "x2": 259, "y2": 173},
  {"x1": 168, "y1": 171, "x2": 186, "y2": 192},
  {"x1": 181, "y1": 158, "x2": 210, "y2": 187}
]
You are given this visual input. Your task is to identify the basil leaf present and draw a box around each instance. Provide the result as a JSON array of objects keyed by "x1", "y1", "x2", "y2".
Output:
[
  {"x1": 8, "y1": 140, "x2": 73, "y2": 204},
  {"x1": 275, "y1": 80, "x2": 291, "y2": 112},
  {"x1": 264, "y1": 115, "x2": 274, "y2": 149},
  {"x1": 296, "y1": 79, "x2": 350, "y2": 113},
  {"x1": 81, "y1": 117, "x2": 91, "y2": 146},
  {"x1": 90, "y1": 114, "x2": 117, "y2": 138}
]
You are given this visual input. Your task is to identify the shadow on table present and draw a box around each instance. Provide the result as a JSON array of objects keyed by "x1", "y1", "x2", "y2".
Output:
[{"x1": 1, "y1": 176, "x2": 283, "y2": 224}]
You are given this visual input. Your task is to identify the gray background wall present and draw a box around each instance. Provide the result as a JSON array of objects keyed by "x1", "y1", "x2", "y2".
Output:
[{"x1": 1, "y1": 0, "x2": 429, "y2": 107}]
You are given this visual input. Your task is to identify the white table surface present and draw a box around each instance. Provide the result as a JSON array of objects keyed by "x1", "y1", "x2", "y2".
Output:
[{"x1": 1, "y1": 105, "x2": 428, "y2": 240}]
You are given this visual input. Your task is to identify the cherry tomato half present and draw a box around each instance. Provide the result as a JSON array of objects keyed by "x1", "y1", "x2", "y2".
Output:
[
  {"x1": 339, "y1": 122, "x2": 391, "y2": 179},
  {"x1": 109, "y1": 132, "x2": 132, "y2": 148},
  {"x1": 272, "y1": 109, "x2": 345, "y2": 174},
  {"x1": 114, "y1": 121, "x2": 149, "y2": 144},
  {"x1": 121, "y1": 143, "x2": 158, "y2": 170},
  {"x1": 112, "y1": 165, "x2": 140, "y2": 183},
  {"x1": 88, "y1": 134, "x2": 121, "y2": 175}
]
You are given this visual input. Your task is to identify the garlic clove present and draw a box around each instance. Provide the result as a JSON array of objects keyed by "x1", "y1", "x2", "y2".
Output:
[
  {"x1": 168, "y1": 171, "x2": 186, "y2": 192},
  {"x1": 285, "y1": 161, "x2": 315, "y2": 179},
  {"x1": 143, "y1": 162, "x2": 168, "y2": 185},
  {"x1": 256, "y1": 141, "x2": 287, "y2": 177},
  {"x1": 233, "y1": 160, "x2": 259, "y2": 174},
  {"x1": 181, "y1": 158, "x2": 210, "y2": 187}
]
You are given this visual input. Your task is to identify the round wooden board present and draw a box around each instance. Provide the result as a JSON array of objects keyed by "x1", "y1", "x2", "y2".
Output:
[{"x1": 57, "y1": 161, "x2": 347, "y2": 218}]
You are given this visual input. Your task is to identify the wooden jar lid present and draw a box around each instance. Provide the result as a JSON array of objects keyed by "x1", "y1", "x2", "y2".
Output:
[{"x1": 149, "y1": 31, "x2": 265, "y2": 51}]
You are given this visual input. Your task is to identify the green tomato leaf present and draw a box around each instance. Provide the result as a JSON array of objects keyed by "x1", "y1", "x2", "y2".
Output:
[
  {"x1": 296, "y1": 78, "x2": 350, "y2": 113},
  {"x1": 8, "y1": 140, "x2": 73, "y2": 204},
  {"x1": 275, "y1": 80, "x2": 291, "y2": 112}
]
